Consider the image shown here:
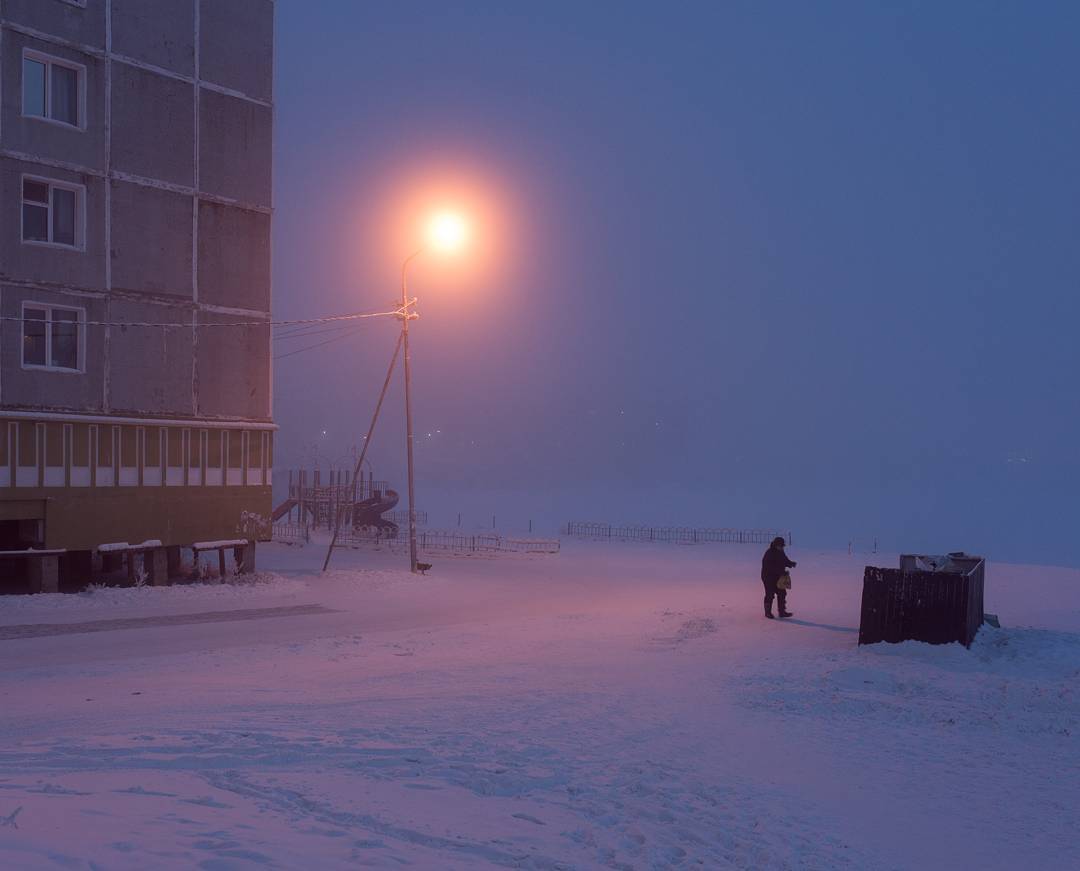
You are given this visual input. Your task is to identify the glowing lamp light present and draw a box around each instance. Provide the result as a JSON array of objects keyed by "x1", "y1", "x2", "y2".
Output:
[{"x1": 427, "y1": 211, "x2": 468, "y2": 253}]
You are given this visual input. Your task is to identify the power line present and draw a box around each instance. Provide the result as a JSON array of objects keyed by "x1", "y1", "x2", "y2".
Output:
[
  {"x1": 1, "y1": 308, "x2": 400, "y2": 330},
  {"x1": 272, "y1": 325, "x2": 371, "y2": 360},
  {"x1": 273, "y1": 322, "x2": 368, "y2": 341}
]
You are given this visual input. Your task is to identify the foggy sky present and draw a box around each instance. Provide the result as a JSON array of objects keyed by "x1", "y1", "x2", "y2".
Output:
[{"x1": 271, "y1": 1, "x2": 1080, "y2": 566}]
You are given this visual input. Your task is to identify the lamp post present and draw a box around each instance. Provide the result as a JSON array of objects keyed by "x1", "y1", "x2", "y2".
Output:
[{"x1": 397, "y1": 211, "x2": 468, "y2": 573}]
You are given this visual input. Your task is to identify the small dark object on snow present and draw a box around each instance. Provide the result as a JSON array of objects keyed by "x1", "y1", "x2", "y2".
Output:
[
  {"x1": 416, "y1": 562, "x2": 433, "y2": 575},
  {"x1": 983, "y1": 613, "x2": 1000, "y2": 629}
]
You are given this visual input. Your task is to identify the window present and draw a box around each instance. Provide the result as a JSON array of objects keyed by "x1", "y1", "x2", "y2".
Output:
[
  {"x1": 22, "y1": 304, "x2": 85, "y2": 372},
  {"x1": 22, "y1": 50, "x2": 84, "y2": 128},
  {"x1": 21, "y1": 176, "x2": 84, "y2": 249}
]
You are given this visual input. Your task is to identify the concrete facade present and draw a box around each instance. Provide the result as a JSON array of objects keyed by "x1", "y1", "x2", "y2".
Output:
[{"x1": 0, "y1": 0, "x2": 274, "y2": 568}]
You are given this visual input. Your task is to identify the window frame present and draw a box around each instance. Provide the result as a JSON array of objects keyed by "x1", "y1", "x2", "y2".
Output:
[
  {"x1": 20, "y1": 302, "x2": 87, "y2": 374},
  {"x1": 21, "y1": 48, "x2": 87, "y2": 131},
  {"x1": 20, "y1": 174, "x2": 87, "y2": 251}
]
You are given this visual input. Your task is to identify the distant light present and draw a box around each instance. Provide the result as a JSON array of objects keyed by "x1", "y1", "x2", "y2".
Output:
[{"x1": 427, "y1": 212, "x2": 468, "y2": 253}]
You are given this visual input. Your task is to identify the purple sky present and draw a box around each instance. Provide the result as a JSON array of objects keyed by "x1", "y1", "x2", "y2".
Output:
[{"x1": 271, "y1": 1, "x2": 1080, "y2": 565}]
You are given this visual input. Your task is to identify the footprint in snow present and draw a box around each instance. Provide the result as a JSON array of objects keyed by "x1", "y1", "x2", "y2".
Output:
[
  {"x1": 30, "y1": 783, "x2": 90, "y2": 796},
  {"x1": 115, "y1": 786, "x2": 178, "y2": 797},
  {"x1": 182, "y1": 796, "x2": 232, "y2": 809},
  {"x1": 650, "y1": 616, "x2": 719, "y2": 649},
  {"x1": 676, "y1": 617, "x2": 718, "y2": 641}
]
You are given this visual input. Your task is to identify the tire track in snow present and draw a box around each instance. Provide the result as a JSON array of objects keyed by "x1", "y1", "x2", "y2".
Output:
[{"x1": 203, "y1": 769, "x2": 568, "y2": 869}]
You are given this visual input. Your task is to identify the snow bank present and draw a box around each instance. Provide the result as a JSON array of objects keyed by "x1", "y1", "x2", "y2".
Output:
[{"x1": 0, "y1": 572, "x2": 308, "y2": 625}]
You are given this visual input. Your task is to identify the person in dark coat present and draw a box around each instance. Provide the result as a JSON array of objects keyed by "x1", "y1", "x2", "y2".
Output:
[{"x1": 761, "y1": 536, "x2": 795, "y2": 619}]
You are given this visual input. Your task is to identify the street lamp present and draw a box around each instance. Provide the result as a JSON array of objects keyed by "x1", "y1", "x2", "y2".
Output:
[{"x1": 399, "y1": 211, "x2": 468, "y2": 572}]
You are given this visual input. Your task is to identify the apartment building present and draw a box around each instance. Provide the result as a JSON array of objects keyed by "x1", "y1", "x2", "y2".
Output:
[{"x1": 0, "y1": 0, "x2": 274, "y2": 582}]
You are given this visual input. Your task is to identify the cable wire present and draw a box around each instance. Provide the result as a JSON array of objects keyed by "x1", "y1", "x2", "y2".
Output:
[
  {"x1": 272, "y1": 325, "x2": 370, "y2": 360},
  {"x1": 322, "y1": 332, "x2": 405, "y2": 572},
  {"x1": 0, "y1": 308, "x2": 400, "y2": 330},
  {"x1": 273, "y1": 322, "x2": 369, "y2": 341}
]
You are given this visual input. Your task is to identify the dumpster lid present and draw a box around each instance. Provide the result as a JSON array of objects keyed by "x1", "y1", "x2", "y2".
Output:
[{"x1": 901, "y1": 552, "x2": 984, "y2": 574}]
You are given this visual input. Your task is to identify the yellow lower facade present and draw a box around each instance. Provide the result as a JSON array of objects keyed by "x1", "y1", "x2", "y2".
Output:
[{"x1": 0, "y1": 414, "x2": 274, "y2": 552}]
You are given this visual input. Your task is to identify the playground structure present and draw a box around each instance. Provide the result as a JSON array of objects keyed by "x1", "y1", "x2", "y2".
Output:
[
  {"x1": 273, "y1": 469, "x2": 401, "y2": 534},
  {"x1": 270, "y1": 470, "x2": 562, "y2": 557}
]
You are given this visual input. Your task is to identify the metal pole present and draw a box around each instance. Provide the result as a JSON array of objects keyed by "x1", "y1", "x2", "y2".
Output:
[{"x1": 402, "y1": 249, "x2": 423, "y2": 573}]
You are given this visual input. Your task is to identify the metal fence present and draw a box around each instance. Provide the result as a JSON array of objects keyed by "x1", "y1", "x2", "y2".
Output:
[
  {"x1": 564, "y1": 522, "x2": 791, "y2": 546},
  {"x1": 286, "y1": 469, "x2": 391, "y2": 504},
  {"x1": 385, "y1": 510, "x2": 428, "y2": 526},
  {"x1": 335, "y1": 528, "x2": 560, "y2": 555},
  {"x1": 271, "y1": 522, "x2": 310, "y2": 545}
]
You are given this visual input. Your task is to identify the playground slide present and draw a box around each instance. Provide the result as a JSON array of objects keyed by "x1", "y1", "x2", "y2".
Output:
[
  {"x1": 271, "y1": 488, "x2": 400, "y2": 532},
  {"x1": 271, "y1": 499, "x2": 297, "y2": 522},
  {"x1": 353, "y1": 489, "x2": 400, "y2": 532}
]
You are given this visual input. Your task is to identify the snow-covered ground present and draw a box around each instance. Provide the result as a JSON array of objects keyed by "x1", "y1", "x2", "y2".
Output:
[{"x1": 0, "y1": 541, "x2": 1076, "y2": 870}]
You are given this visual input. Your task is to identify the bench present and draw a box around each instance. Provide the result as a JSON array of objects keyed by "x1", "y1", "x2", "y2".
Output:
[
  {"x1": 191, "y1": 539, "x2": 255, "y2": 580},
  {"x1": 97, "y1": 540, "x2": 168, "y2": 586}
]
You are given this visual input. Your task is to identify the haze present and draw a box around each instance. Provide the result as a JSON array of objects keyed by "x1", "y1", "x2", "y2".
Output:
[{"x1": 272, "y1": 1, "x2": 1080, "y2": 567}]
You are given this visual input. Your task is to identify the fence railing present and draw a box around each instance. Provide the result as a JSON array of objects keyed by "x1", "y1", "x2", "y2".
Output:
[
  {"x1": 564, "y1": 522, "x2": 791, "y2": 546},
  {"x1": 271, "y1": 522, "x2": 310, "y2": 545},
  {"x1": 385, "y1": 510, "x2": 428, "y2": 526},
  {"x1": 335, "y1": 528, "x2": 560, "y2": 555},
  {"x1": 286, "y1": 469, "x2": 391, "y2": 504}
]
